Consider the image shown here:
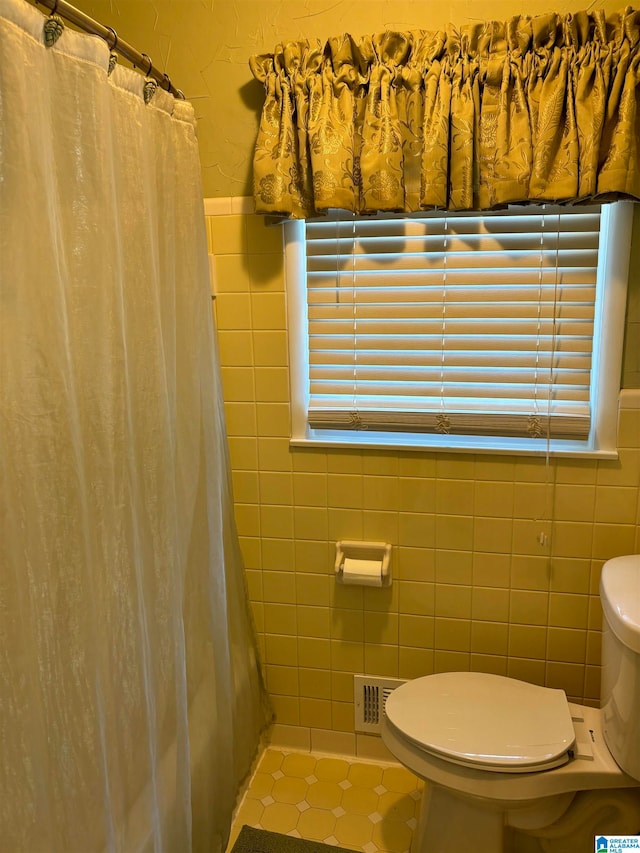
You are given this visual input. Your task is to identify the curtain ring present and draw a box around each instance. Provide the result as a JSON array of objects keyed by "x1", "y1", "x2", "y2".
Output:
[
  {"x1": 105, "y1": 26, "x2": 118, "y2": 51},
  {"x1": 141, "y1": 53, "x2": 153, "y2": 77}
]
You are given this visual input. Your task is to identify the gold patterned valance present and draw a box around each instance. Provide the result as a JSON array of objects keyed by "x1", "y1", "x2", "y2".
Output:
[{"x1": 249, "y1": 7, "x2": 640, "y2": 217}]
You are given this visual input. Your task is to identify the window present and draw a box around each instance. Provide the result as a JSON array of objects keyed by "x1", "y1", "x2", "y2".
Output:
[{"x1": 285, "y1": 203, "x2": 632, "y2": 456}]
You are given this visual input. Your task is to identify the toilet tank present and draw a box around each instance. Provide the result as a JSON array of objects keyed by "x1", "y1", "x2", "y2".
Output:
[{"x1": 600, "y1": 554, "x2": 640, "y2": 780}]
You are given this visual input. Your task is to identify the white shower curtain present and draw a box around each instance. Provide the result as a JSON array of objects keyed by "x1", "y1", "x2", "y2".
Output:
[{"x1": 0, "y1": 1, "x2": 269, "y2": 851}]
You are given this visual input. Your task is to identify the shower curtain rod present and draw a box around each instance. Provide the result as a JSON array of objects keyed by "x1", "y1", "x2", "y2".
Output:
[{"x1": 34, "y1": 0, "x2": 184, "y2": 98}]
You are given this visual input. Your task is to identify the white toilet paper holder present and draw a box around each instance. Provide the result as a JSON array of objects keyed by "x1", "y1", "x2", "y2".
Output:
[{"x1": 335, "y1": 540, "x2": 392, "y2": 586}]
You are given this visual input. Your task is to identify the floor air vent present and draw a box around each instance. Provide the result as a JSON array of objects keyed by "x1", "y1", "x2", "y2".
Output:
[{"x1": 353, "y1": 675, "x2": 405, "y2": 733}]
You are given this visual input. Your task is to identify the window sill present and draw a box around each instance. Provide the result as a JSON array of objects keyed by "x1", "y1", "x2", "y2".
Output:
[{"x1": 290, "y1": 431, "x2": 619, "y2": 459}]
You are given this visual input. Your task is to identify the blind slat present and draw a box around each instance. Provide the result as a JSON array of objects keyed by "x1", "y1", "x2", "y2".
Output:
[
  {"x1": 308, "y1": 269, "x2": 597, "y2": 286},
  {"x1": 307, "y1": 285, "x2": 596, "y2": 301},
  {"x1": 307, "y1": 250, "x2": 598, "y2": 272},
  {"x1": 306, "y1": 234, "x2": 600, "y2": 257},
  {"x1": 308, "y1": 382, "x2": 590, "y2": 401},
  {"x1": 308, "y1": 320, "x2": 595, "y2": 335}
]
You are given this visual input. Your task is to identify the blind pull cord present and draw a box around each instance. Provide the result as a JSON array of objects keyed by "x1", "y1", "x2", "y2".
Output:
[{"x1": 436, "y1": 215, "x2": 451, "y2": 434}]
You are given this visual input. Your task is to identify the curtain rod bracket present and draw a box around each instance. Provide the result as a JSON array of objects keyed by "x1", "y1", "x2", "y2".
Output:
[{"x1": 34, "y1": 0, "x2": 184, "y2": 99}]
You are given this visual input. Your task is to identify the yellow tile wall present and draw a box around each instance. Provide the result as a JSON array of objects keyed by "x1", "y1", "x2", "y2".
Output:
[{"x1": 207, "y1": 200, "x2": 640, "y2": 747}]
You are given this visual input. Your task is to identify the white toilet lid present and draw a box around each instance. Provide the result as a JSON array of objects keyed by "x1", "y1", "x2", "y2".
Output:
[{"x1": 385, "y1": 672, "x2": 576, "y2": 773}]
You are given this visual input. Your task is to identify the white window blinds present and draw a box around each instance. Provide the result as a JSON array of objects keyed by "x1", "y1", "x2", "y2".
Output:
[{"x1": 304, "y1": 205, "x2": 602, "y2": 441}]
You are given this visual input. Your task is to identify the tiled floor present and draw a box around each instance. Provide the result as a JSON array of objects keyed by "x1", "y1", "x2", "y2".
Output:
[{"x1": 227, "y1": 748, "x2": 422, "y2": 853}]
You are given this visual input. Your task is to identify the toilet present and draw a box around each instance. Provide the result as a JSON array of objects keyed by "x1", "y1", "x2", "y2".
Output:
[{"x1": 381, "y1": 554, "x2": 640, "y2": 853}]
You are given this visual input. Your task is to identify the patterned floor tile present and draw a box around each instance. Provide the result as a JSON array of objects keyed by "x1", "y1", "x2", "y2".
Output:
[{"x1": 226, "y1": 747, "x2": 421, "y2": 852}]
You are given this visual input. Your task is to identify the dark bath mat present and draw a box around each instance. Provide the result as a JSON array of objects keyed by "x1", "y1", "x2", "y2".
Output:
[{"x1": 230, "y1": 825, "x2": 360, "y2": 853}]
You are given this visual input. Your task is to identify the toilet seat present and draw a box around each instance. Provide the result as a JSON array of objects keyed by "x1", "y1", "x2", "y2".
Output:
[{"x1": 384, "y1": 672, "x2": 576, "y2": 773}]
